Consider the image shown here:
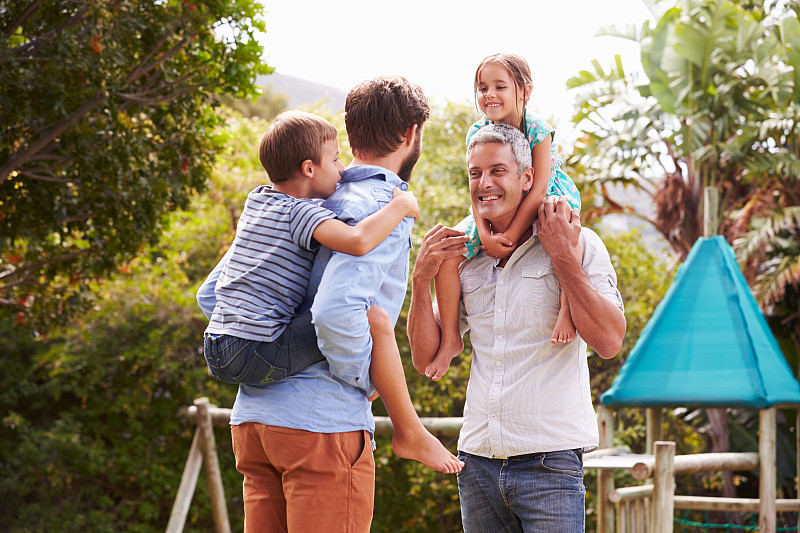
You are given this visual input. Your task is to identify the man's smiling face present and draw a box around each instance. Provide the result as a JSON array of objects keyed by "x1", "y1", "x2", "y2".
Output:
[{"x1": 468, "y1": 141, "x2": 533, "y2": 233}]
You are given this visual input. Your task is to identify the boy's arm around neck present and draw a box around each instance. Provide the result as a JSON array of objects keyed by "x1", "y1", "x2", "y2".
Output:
[{"x1": 313, "y1": 187, "x2": 418, "y2": 255}]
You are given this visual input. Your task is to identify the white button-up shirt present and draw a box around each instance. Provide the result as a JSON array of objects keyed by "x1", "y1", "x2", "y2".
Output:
[{"x1": 455, "y1": 226, "x2": 623, "y2": 458}]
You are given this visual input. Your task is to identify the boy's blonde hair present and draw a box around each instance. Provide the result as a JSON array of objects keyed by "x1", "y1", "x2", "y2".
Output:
[{"x1": 259, "y1": 111, "x2": 338, "y2": 183}]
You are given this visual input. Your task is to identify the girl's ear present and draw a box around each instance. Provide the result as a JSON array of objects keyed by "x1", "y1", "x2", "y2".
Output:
[
  {"x1": 301, "y1": 159, "x2": 314, "y2": 178},
  {"x1": 523, "y1": 83, "x2": 533, "y2": 103}
]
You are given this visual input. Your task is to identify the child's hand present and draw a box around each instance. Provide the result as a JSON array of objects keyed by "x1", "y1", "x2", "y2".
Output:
[
  {"x1": 392, "y1": 187, "x2": 420, "y2": 221},
  {"x1": 481, "y1": 232, "x2": 516, "y2": 259}
]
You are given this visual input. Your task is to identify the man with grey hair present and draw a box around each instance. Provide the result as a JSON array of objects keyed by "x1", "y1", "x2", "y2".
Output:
[{"x1": 408, "y1": 123, "x2": 626, "y2": 532}]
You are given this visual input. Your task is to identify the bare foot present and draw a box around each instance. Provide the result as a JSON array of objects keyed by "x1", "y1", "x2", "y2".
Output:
[
  {"x1": 392, "y1": 428, "x2": 464, "y2": 474},
  {"x1": 551, "y1": 310, "x2": 576, "y2": 344},
  {"x1": 424, "y1": 336, "x2": 463, "y2": 381}
]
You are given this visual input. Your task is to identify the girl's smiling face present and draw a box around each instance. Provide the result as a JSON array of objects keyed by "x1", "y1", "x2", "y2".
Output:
[{"x1": 476, "y1": 63, "x2": 529, "y2": 126}]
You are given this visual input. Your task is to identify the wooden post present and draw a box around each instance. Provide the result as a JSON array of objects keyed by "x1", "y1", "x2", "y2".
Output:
[
  {"x1": 651, "y1": 441, "x2": 675, "y2": 533},
  {"x1": 759, "y1": 408, "x2": 777, "y2": 533},
  {"x1": 166, "y1": 429, "x2": 204, "y2": 533},
  {"x1": 646, "y1": 407, "x2": 662, "y2": 455},
  {"x1": 703, "y1": 186, "x2": 719, "y2": 237},
  {"x1": 596, "y1": 404, "x2": 615, "y2": 533},
  {"x1": 195, "y1": 397, "x2": 232, "y2": 533}
]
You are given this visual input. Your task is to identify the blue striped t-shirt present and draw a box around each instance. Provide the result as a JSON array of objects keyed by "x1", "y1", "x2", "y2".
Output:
[{"x1": 205, "y1": 186, "x2": 335, "y2": 342}]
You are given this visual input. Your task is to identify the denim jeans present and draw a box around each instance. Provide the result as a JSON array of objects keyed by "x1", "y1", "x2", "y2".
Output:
[
  {"x1": 203, "y1": 312, "x2": 325, "y2": 387},
  {"x1": 457, "y1": 449, "x2": 585, "y2": 533}
]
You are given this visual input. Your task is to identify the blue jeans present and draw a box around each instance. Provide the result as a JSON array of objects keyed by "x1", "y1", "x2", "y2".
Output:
[
  {"x1": 457, "y1": 449, "x2": 585, "y2": 533},
  {"x1": 203, "y1": 312, "x2": 324, "y2": 387}
]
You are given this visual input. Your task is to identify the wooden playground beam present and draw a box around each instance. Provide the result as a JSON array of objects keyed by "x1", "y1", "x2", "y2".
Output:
[
  {"x1": 185, "y1": 404, "x2": 464, "y2": 437},
  {"x1": 631, "y1": 452, "x2": 759, "y2": 481}
]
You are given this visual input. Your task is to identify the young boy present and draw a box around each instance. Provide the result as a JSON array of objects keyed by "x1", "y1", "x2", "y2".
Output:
[{"x1": 203, "y1": 110, "x2": 463, "y2": 474}]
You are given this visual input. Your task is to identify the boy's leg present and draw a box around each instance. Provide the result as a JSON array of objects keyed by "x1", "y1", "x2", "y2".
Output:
[
  {"x1": 207, "y1": 313, "x2": 325, "y2": 387},
  {"x1": 236, "y1": 423, "x2": 375, "y2": 533},
  {"x1": 280, "y1": 311, "x2": 326, "y2": 373},
  {"x1": 366, "y1": 306, "x2": 463, "y2": 474},
  {"x1": 429, "y1": 255, "x2": 466, "y2": 380},
  {"x1": 231, "y1": 423, "x2": 288, "y2": 533}
]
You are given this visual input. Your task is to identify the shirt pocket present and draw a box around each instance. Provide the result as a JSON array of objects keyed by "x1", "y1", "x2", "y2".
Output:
[
  {"x1": 371, "y1": 186, "x2": 393, "y2": 207},
  {"x1": 519, "y1": 257, "x2": 560, "y2": 310},
  {"x1": 460, "y1": 271, "x2": 489, "y2": 316}
]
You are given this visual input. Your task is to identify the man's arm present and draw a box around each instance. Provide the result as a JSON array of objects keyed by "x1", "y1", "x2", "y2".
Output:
[
  {"x1": 537, "y1": 196, "x2": 626, "y2": 359},
  {"x1": 408, "y1": 224, "x2": 469, "y2": 374}
]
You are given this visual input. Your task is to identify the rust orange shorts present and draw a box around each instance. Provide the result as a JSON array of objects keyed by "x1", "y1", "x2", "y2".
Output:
[{"x1": 231, "y1": 422, "x2": 375, "y2": 533}]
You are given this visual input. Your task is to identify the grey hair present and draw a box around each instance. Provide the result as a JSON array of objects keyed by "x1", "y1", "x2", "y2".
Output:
[{"x1": 466, "y1": 123, "x2": 532, "y2": 172}]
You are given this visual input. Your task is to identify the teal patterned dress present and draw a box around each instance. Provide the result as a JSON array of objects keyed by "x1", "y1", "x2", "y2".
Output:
[{"x1": 456, "y1": 110, "x2": 581, "y2": 259}]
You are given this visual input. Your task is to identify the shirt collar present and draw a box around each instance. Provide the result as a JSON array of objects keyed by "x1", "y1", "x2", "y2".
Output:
[{"x1": 340, "y1": 165, "x2": 409, "y2": 191}]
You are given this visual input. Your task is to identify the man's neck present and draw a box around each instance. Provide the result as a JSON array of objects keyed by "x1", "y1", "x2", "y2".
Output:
[{"x1": 350, "y1": 154, "x2": 401, "y2": 176}]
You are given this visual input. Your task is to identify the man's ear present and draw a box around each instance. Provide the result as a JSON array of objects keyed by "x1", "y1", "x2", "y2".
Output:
[
  {"x1": 521, "y1": 166, "x2": 534, "y2": 192},
  {"x1": 300, "y1": 159, "x2": 314, "y2": 178},
  {"x1": 403, "y1": 124, "x2": 419, "y2": 147}
]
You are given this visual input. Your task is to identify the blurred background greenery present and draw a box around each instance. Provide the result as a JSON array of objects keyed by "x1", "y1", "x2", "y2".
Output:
[{"x1": 2, "y1": 0, "x2": 800, "y2": 531}]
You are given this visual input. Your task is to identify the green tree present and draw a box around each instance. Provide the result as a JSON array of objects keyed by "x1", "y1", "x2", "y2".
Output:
[
  {"x1": 568, "y1": 0, "x2": 800, "y2": 257},
  {"x1": 0, "y1": 0, "x2": 268, "y2": 328},
  {"x1": 567, "y1": 0, "x2": 800, "y2": 500}
]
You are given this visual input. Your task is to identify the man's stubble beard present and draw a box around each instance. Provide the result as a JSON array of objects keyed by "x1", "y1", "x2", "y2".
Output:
[{"x1": 397, "y1": 132, "x2": 422, "y2": 182}]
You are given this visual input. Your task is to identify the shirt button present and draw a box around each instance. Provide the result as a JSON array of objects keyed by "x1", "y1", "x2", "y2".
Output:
[
  {"x1": 499, "y1": 280, "x2": 505, "y2": 285},
  {"x1": 537, "y1": 270, "x2": 542, "y2": 275},
  {"x1": 495, "y1": 360, "x2": 501, "y2": 367},
  {"x1": 357, "y1": 266, "x2": 364, "y2": 272},
  {"x1": 498, "y1": 308, "x2": 503, "y2": 312}
]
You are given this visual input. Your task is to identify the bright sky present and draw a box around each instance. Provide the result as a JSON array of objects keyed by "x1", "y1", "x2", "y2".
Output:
[{"x1": 258, "y1": 0, "x2": 654, "y2": 141}]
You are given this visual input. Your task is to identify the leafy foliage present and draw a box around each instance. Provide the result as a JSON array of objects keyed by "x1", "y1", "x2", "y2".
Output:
[
  {"x1": 0, "y1": 0, "x2": 269, "y2": 328},
  {"x1": 568, "y1": 0, "x2": 800, "y2": 257}
]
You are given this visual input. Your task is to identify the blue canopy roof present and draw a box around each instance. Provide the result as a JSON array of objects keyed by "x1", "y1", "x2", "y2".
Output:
[{"x1": 602, "y1": 236, "x2": 800, "y2": 408}]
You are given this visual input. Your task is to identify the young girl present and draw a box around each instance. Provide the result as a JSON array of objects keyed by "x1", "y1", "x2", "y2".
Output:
[{"x1": 426, "y1": 52, "x2": 582, "y2": 381}]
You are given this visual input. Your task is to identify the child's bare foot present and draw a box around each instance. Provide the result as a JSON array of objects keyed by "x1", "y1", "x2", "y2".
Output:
[
  {"x1": 392, "y1": 428, "x2": 464, "y2": 474},
  {"x1": 425, "y1": 337, "x2": 463, "y2": 381},
  {"x1": 551, "y1": 311, "x2": 576, "y2": 344}
]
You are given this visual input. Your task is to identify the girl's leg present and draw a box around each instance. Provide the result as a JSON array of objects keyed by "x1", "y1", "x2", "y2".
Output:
[
  {"x1": 366, "y1": 306, "x2": 464, "y2": 474},
  {"x1": 428, "y1": 255, "x2": 465, "y2": 381},
  {"x1": 551, "y1": 292, "x2": 576, "y2": 344},
  {"x1": 551, "y1": 240, "x2": 581, "y2": 344}
]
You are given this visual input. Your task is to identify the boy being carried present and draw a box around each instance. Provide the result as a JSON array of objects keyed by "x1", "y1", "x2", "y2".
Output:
[{"x1": 203, "y1": 110, "x2": 462, "y2": 474}]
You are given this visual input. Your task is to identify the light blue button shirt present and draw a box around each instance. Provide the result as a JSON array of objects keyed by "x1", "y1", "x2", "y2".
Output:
[{"x1": 196, "y1": 165, "x2": 413, "y2": 433}]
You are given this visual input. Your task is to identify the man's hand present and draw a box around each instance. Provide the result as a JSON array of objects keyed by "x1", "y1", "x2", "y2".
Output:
[
  {"x1": 413, "y1": 224, "x2": 469, "y2": 282},
  {"x1": 537, "y1": 195, "x2": 581, "y2": 264}
]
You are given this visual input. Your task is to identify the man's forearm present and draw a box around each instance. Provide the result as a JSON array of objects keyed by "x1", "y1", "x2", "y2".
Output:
[
  {"x1": 553, "y1": 255, "x2": 625, "y2": 358},
  {"x1": 407, "y1": 271, "x2": 441, "y2": 374}
]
